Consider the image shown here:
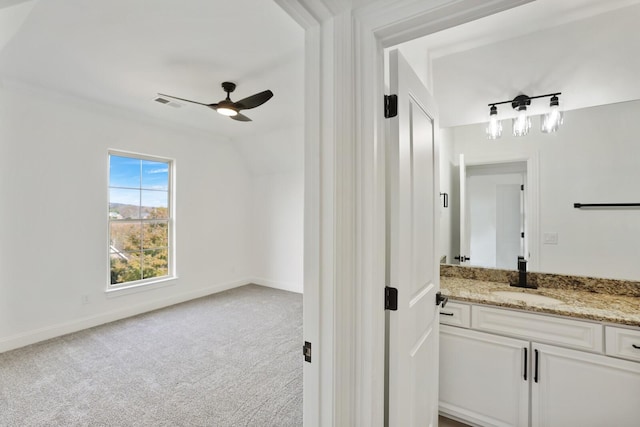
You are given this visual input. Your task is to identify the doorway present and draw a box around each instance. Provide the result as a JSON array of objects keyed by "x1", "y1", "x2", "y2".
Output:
[
  {"x1": 278, "y1": 0, "x2": 535, "y2": 424},
  {"x1": 465, "y1": 161, "x2": 526, "y2": 270}
]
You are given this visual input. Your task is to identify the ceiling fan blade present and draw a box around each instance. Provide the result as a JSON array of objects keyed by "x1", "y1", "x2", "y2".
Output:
[
  {"x1": 231, "y1": 112, "x2": 252, "y2": 122},
  {"x1": 233, "y1": 90, "x2": 273, "y2": 110},
  {"x1": 157, "y1": 93, "x2": 214, "y2": 107}
]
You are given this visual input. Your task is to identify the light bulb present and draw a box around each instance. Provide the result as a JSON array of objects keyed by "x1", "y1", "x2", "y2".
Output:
[
  {"x1": 541, "y1": 95, "x2": 563, "y2": 133},
  {"x1": 216, "y1": 107, "x2": 238, "y2": 117},
  {"x1": 485, "y1": 105, "x2": 502, "y2": 139},
  {"x1": 512, "y1": 106, "x2": 531, "y2": 137}
]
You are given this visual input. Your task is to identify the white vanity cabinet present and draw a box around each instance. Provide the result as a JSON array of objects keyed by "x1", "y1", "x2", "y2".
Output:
[
  {"x1": 440, "y1": 325, "x2": 529, "y2": 426},
  {"x1": 439, "y1": 302, "x2": 640, "y2": 427},
  {"x1": 531, "y1": 342, "x2": 640, "y2": 427}
]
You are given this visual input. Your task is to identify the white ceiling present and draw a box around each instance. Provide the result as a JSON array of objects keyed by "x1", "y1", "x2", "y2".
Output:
[
  {"x1": 405, "y1": 0, "x2": 640, "y2": 60},
  {"x1": 398, "y1": 0, "x2": 640, "y2": 128},
  {"x1": 0, "y1": 0, "x2": 305, "y2": 142},
  {"x1": 3, "y1": 0, "x2": 640, "y2": 162}
]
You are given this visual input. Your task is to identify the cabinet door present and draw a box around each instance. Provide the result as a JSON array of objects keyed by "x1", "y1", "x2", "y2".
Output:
[
  {"x1": 532, "y1": 342, "x2": 640, "y2": 427},
  {"x1": 440, "y1": 325, "x2": 529, "y2": 427}
]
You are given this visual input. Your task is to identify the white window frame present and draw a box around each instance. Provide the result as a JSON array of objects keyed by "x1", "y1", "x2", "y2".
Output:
[{"x1": 107, "y1": 150, "x2": 175, "y2": 292}]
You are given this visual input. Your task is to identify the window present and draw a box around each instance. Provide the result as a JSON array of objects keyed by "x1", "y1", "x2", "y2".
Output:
[{"x1": 108, "y1": 152, "x2": 173, "y2": 287}]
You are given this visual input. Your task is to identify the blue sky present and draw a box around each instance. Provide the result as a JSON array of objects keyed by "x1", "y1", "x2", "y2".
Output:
[{"x1": 109, "y1": 155, "x2": 169, "y2": 207}]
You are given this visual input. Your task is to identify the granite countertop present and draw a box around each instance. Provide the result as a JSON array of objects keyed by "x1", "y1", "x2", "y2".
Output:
[{"x1": 441, "y1": 276, "x2": 640, "y2": 328}]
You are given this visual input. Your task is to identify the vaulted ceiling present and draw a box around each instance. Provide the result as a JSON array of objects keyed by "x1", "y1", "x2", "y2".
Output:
[
  {"x1": 0, "y1": 0, "x2": 304, "y2": 143},
  {"x1": 3, "y1": 0, "x2": 640, "y2": 164}
]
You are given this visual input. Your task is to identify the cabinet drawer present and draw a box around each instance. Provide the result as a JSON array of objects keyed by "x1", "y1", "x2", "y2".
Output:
[
  {"x1": 472, "y1": 305, "x2": 603, "y2": 353},
  {"x1": 439, "y1": 301, "x2": 471, "y2": 328},
  {"x1": 606, "y1": 326, "x2": 640, "y2": 362}
]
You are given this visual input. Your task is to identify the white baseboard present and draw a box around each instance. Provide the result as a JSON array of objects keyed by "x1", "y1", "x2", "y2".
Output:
[
  {"x1": 250, "y1": 277, "x2": 303, "y2": 294},
  {"x1": 0, "y1": 278, "x2": 250, "y2": 354}
]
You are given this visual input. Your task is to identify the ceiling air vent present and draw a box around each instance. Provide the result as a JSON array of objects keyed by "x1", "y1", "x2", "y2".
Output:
[{"x1": 154, "y1": 97, "x2": 182, "y2": 108}]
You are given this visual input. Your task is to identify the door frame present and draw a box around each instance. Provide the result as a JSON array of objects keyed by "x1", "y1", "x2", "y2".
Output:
[{"x1": 275, "y1": 1, "x2": 533, "y2": 425}]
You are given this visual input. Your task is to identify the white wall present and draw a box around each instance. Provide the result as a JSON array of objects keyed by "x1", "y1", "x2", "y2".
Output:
[
  {"x1": 251, "y1": 170, "x2": 304, "y2": 293},
  {"x1": 448, "y1": 99, "x2": 640, "y2": 281},
  {"x1": 0, "y1": 82, "x2": 254, "y2": 352},
  {"x1": 235, "y1": 125, "x2": 304, "y2": 294}
]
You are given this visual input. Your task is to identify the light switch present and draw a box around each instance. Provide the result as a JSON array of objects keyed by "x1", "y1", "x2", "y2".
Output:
[{"x1": 543, "y1": 232, "x2": 558, "y2": 245}]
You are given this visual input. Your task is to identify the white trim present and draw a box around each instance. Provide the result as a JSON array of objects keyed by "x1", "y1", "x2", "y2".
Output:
[
  {"x1": 107, "y1": 150, "x2": 175, "y2": 290},
  {"x1": 250, "y1": 277, "x2": 303, "y2": 294},
  {"x1": 0, "y1": 278, "x2": 250, "y2": 354},
  {"x1": 275, "y1": 0, "x2": 334, "y2": 26},
  {"x1": 275, "y1": 1, "x2": 324, "y2": 424},
  {"x1": 105, "y1": 276, "x2": 178, "y2": 297},
  {"x1": 303, "y1": 21, "x2": 324, "y2": 427}
]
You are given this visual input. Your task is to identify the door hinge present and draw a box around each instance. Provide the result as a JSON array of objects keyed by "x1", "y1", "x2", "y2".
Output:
[
  {"x1": 303, "y1": 341, "x2": 312, "y2": 363},
  {"x1": 521, "y1": 232, "x2": 525, "y2": 238},
  {"x1": 385, "y1": 286, "x2": 398, "y2": 310},
  {"x1": 521, "y1": 184, "x2": 524, "y2": 191},
  {"x1": 384, "y1": 94, "x2": 398, "y2": 118}
]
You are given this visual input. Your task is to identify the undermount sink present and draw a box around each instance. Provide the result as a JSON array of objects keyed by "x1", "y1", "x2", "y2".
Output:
[{"x1": 491, "y1": 291, "x2": 565, "y2": 306}]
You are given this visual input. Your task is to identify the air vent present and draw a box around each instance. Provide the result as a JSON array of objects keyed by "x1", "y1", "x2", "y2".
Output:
[{"x1": 154, "y1": 97, "x2": 182, "y2": 108}]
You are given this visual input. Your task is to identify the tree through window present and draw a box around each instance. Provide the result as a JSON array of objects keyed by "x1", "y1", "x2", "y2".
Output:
[{"x1": 108, "y1": 153, "x2": 172, "y2": 286}]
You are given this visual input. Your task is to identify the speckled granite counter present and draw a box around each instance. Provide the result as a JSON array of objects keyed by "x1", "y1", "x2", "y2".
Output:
[{"x1": 440, "y1": 266, "x2": 640, "y2": 328}]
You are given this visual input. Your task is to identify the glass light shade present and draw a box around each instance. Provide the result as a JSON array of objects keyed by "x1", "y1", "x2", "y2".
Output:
[
  {"x1": 541, "y1": 105, "x2": 564, "y2": 133},
  {"x1": 216, "y1": 107, "x2": 238, "y2": 117},
  {"x1": 486, "y1": 114, "x2": 502, "y2": 139},
  {"x1": 512, "y1": 107, "x2": 531, "y2": 137}
]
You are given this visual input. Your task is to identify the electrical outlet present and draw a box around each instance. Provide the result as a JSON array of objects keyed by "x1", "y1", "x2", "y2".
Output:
[
  {"x1": 81, "y1": 295, "x2": 90, "y2": 305},
  {"x1": 543, "y1": 232, "x2": 558, "y2": 245}
]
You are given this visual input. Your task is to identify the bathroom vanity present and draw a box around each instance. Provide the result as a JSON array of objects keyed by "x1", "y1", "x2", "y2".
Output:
[{"x1": 439, "y1": 267, "x2": 640, "y2": 427}]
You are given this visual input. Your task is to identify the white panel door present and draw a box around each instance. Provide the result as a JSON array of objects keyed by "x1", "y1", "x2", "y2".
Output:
[
  {"x1": 532, "y1": 342, "x2": 640, "y2": 427},
  {"x1": 387, "y1": 49, "x2": 440, "y2": 427}
]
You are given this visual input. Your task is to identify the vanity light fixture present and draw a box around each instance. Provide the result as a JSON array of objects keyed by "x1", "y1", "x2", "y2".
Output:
[
  {"x1": 485, "y1": 105, "x2": 502, "y2": 139},
  {"x1": 512, "y1": 95, "x2": 532, "y2": 137},
  {"x1": 541, "y1": 95, "x2": 563, "y2": 133},
  {"x1": 486, "y1": 92, "x2": 562, "y2": 138}
]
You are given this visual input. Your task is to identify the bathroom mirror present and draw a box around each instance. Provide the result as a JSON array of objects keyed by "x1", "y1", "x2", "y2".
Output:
[{"x1": 439, "y1": 99, "x2": 640, "y2": 281}]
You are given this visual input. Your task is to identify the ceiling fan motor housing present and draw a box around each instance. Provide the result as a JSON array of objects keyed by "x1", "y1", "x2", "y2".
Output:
[{"x1": 221, "y1": 81, "x2": 236, "y2": 94}]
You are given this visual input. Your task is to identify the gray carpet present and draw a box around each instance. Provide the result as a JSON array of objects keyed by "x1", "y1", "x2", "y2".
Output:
[{"x1": 0, "y1": 285, "x2": 303, "y2": 427}]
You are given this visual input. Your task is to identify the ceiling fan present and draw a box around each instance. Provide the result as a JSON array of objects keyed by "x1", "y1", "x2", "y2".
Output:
[{"x1": 158, "y1": 82, "x2": 273, "y2": 122}]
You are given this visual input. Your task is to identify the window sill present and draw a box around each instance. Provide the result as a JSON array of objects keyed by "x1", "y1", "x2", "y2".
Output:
[{"x1": 105, "y1": 276, "x2": 178, "y2": 298}]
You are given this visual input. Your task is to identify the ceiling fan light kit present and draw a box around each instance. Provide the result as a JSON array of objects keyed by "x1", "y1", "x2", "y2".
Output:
[
  {"x1": 215, "y1": 103, "x2": 238, "y2": 117},
  {"x1": 158, "y1": 81, "x2": 273, "y2": 122}
]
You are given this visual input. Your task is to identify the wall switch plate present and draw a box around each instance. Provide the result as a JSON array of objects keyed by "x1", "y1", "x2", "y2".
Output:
[
  {"x1": 81, "y1": 295, "x2": 90, "y2": 305},
  {"x1": 543, "y1": 232, "x2": 559, "y2": 245}
]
